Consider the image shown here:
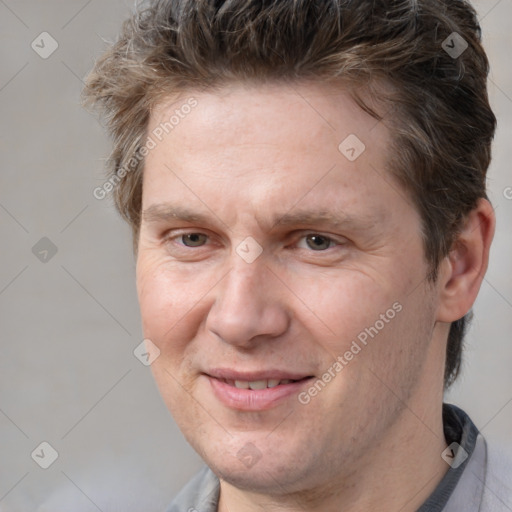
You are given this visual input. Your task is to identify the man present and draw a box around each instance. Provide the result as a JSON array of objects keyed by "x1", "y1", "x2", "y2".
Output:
[{"x1": 83, "y1": 0, "x2": 512, "y2": 510}]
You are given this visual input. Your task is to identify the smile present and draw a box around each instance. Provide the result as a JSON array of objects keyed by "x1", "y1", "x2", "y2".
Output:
[
  {"x1": 227, "y1": 378, "x2": 300, "y2": 389},
  {"x1": 204, "y1": 371, "x2": 314, "y2": 411}
]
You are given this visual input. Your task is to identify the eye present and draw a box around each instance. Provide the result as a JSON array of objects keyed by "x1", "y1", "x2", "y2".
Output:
[
  {"x1": 178, "y1": 233, "x2": 208, "y2": 247},
  {"x1": 297, "y1": 234, "x2": 338, "y2": 251}
]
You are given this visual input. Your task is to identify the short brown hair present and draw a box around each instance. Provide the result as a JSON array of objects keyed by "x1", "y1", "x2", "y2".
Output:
[{"x1": 83, "y1": 0, "x2": 496, "y2": 389}]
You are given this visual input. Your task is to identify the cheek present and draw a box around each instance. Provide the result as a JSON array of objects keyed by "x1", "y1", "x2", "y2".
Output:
[
  {"x1": 295, "y1": 269, "x2": 401, "y2": 343},
  {"x1": 136, "y1": 256, "x2": 215, "y2": 355}
]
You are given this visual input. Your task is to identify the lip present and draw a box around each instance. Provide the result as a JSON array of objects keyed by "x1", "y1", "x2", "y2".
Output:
[
  {"x1": 204, "y1": 369, "x2": 314, "y2": 411},
  {"x1": 207, "y1": 368, "x2": 312, "y2": 382}
]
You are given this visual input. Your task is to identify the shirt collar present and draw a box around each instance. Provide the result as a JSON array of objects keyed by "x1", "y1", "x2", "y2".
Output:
[{"x1": 418, "y1": 402, "x2": 486, "y2": 512}]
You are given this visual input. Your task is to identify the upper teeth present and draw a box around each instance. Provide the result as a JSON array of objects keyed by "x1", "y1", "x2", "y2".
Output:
[{"x1": 234, "y1": 379, "x2": 294, "y2": 389}]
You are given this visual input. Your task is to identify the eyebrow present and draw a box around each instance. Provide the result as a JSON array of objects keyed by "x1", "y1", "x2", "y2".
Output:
[
  {"x1": 142, "y1": 204, "x2": 211, "y2": 225},
  {"x1": 272, "y1": 210, "x2": 376, "y2": 231},
  {"x1": 141, "y1": 204, "x2": 377, "y2": 233}
]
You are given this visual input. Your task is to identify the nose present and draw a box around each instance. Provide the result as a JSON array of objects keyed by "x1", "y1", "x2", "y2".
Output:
[{"x1": 205, "y1": 258, "x2": 290, "y2": 349}]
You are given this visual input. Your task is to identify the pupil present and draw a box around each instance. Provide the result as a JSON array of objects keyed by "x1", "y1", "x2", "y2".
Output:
[
  {"x1": 307, "y1": 235, "x2": 330, "y2": 250},
  {"x1": 184, "y1": 233, "x2": 205, "y2": 246}
]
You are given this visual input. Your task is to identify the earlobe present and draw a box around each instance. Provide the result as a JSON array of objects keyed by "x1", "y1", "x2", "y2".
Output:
[{"x1": 436, "y1": 198, "x2": 495, "y2": 323}]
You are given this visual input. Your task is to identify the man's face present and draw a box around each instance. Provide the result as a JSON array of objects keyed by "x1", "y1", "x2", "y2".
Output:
[{"x1": 136, "y1": 82, "x2": 444, "y2": 493}]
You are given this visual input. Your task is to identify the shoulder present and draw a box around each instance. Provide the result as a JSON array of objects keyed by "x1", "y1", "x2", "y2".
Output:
[
  {"x1": 165, "y1": 466, "x2": 220, "y2": 512},
  {"x1": 481, "y1": 439, "x2": 512, "y2": 512}
]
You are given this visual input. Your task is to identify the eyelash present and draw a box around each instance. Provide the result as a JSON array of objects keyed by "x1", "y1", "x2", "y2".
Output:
[{"x1": 163, "y1": 231, "x2": 345, "y2": 252}]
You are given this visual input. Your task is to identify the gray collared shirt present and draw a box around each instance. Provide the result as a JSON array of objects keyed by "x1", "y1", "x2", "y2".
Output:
[{"x1": 166, "y1": 403, "x2": 504, "y2": 512}]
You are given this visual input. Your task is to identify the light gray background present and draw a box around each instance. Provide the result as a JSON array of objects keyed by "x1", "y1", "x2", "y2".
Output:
[{"x1": 0, "y1": 1, "x2": 511, "y2": 510}]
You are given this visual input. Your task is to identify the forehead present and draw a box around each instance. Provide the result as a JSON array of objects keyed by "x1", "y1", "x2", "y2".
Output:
[
  {"x1": 149, "y1": 80, "x2": 388, "y2": 146},
  {"x1": 142, "y1": 81, "x2": 411, "y2": 232},
  {"x1": 146, "y1": 81, "x2": 391, "y2": 178}
]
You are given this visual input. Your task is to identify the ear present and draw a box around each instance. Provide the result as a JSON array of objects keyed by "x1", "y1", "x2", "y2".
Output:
[{"x1": 436, "y1": 198, "x2": 496, "y2": 323}]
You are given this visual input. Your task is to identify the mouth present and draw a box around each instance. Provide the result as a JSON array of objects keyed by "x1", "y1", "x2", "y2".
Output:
[
  {"x1": 204, "y1": 370, "x2": 314, "y2": 411},
  {"x1": 222, "y1": 377, "x2": 309, "y2": 389}
]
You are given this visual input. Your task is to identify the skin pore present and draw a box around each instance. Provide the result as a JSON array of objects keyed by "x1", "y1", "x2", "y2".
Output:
[{"x1": 135, "y1": 81, "x2": 495, "y2": 512}]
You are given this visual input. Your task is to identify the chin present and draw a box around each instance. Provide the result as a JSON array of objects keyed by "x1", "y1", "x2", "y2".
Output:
[
  {"x1": 215, "y1": 460, "x2": 306, "y2": 494},
  {"x1": 194, "y1": 434, "x2": 316, "y2": 495}
]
